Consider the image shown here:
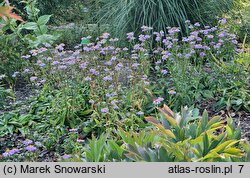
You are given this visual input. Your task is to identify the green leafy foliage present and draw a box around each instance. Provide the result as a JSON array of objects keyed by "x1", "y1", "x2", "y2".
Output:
[
  {"x1": 0, "y1": 0, "x2": 57, "y2": 84},
  {"x1": 124, "y1": 104, "x2": 250, "y2": 162},
  {"x1": 83, "y1": 135, "x2": 125, "y2": 162}
]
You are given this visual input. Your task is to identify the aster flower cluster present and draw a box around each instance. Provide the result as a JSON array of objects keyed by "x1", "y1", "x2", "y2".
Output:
[
  {"x1": 21, "y1": 19, "x2": 240, "y2": 117},
  {"x1": 2, "y1": 139, "x2": 42, "y2": 159}
]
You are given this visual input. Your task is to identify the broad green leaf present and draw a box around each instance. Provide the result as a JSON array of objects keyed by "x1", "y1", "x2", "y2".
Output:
[
  {"x1": 37, "y1": 15, "x2": 51, "y2": 26},
  {"x1": 22, "y1": 22, "x2": 38, "y2": 30}
]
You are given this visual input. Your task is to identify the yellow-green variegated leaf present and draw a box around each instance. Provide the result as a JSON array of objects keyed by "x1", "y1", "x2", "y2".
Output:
[
  {"x1": 145, "y1": 116, "x2": 160, "y2": 125},
  {"x1": 206, "y1": 116, "x2": 221, "y2": 129},
  {"x1": 223, "y1": 148, "x2": 243, "y2": 156},
  {"x1": 196, "y1": 152, "x2": 221, "y2": 162},
  {"x1": 152, "y1": 123, "x2": 176, "y2": 139},
  {"x1": 162, "y1": 104, "x2": 174, "y2": 117},
  {"x1": 205, "y1": 125, "x2": 224, "y2": 135},
  {"x1": 210, "y1": 140, "x2": 239, "y2": 153},
  {"x1": 210, "y1": 121, "x2": 224, "y2": 129},
  {"x1": 226, "y1": 124, "x2": 233, "y2": 137},
  {"x1": 159, "y1": 108, "x2": 177, "y2": 126}
]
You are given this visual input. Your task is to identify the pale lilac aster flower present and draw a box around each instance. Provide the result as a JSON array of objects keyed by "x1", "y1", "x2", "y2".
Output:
[
  {"x1": 85, "y1": 77, "x2": 92, "y2": 81},
  {"x1": 69, "y1": 128, "x2": 78, "y2": 132},
  {"x1": 132, "y1": 63, "x2": 140, "y2": 68},
  {"x1": 58, "y1": 65, "x2": 67, "y2": 70},
  {"x1": 3, "y1": 149, "x2": 15, "y2": 157},
  {"x1": 21, "y1": 55, "x2": 31, "y2": 59},
  {"x1": 23, "y1": 139, "x2": 33, "y2": 146},
  {"x1": 62, "y1": 154, "x2": 71, "y2": 159},
  {"x1": 194, "y1": 22, "x2": 201, "y2": 27},
  {"x1": 23, "y1": 69, "x2": 30, "y2": 73},
  {"x1": 214, "y1": 43, "x2": 222, "y2": 49},
  {"x1": 200, "y1": 52, "x2": 206, "y2": 57},
  {"x1": 77, "y1": 139, "x2": 85, "y2": 143},
  {"x1": 103, "y1": 76, "x2": 113, "y2": 81},
  {"x1": 39, "y1": 79, "x2": 46, "y2": 84},
  {"x1": 52, "y1": 61, "x2": 60, "y2": 65},
  {"x1": 207, "y1": 35, "x2": 214, "y2": 39},
  {"x1": 133, "y1": 44, "x2": 141, "y2": 50},
  {"x1": 101, "y1": 108, "x2": 109, "y2": 113},
  {"x1": 220, "y1": 18, "x2": 227, "y2": 25},
  {"x1": 168, "y1": 90, "x2": 177, "y2": 95},
  {"x1": 26, "y1": 145, "x2": 36, "y2": 152},
  {"x1": 101, "y1": 32, "x2": 110, "y2": 39},
  {"x1": 12, "y1": 148, "x2": 20, "y2": 154},
  {"x1": 232, "y1": 40, "x2": 238, "y2": 45},
  {"x1": 153, "y1": 97, "x2": 164, "y2": 105},
  {"x1": 136, "y1": 111, "x2": 144, "y2": 115},
  {"x1": 161, "y1": 70, "x2": 168, "y2": 75},
  {"x1": 30, "y1": 76, "x2": 38, "y2": 81},
  {"x1": 89, "y1": 99, "x2": 94, "y2": 104},
  {"x1": 218, "y1": 39, "x2": 224, "y2": 43},
  {"x1": 141, "y1": 25, "x2": 153, "y2": 32}
]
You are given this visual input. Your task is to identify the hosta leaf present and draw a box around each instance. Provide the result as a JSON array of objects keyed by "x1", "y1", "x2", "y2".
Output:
[
  {"x1": 226, "y1": 124, "x2": 233, "y2": 138},
  {"x1": 190, "y1": 135, "x2": 203, "y2": 145},
  {"x1": 153, "y1": 123, "x2": 176, "y2": 139},
  {"x1": 136, "y1": 143, "x2": 151, "y2": 161},
  {"x1": 145, "y1": 116, "x2": 160, "y2": 125},
  {"x1": 159, "y1": 108, "x2": 177, "y2": 126},
  {"x1": 205, "y1": 125, "x2": 224, "y2": 135},
  {"x1": 208, "y1": 133, "x2": 226, "y2": 151},
  {"x1": 191, "y1": 148, "x2": 201, "y2": 157},
  {"x1": 223, "y1": 148, "x2": 243, "y2": 156},
  {"x1": 210, "y1": 121, "x2": 224, "y2": 129},
  {"x1": 203, "y1": 132, "x2": 210, "y2": 156},
  {"x1": 0, "y1": 6, "x2": 23, "y2": 21},
  {"x1": 160, "y1": 114, "x2": 170, "y2": 129},
  {"x1": 197, "y1": 152, "x2": 221, "y2": 162},
  {"x1": 162, "y1": 104, "x2": 174, "y2": 117},
  {"x1": 201, "y1": 110, "x2": 208, "y2": 130},
  {"x1": 206, "y1": 116, "x2": 221, "y2": 129},
  {"x1": 210, "y1": 140, "x2": 239, "y2": 154}
]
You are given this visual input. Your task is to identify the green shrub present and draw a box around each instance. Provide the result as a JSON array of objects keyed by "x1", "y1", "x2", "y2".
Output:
[{"x1": 0, "y1": 0, "x2": 57, "y2": 84}]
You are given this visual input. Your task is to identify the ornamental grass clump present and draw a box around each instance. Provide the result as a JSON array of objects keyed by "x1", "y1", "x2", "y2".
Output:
[{"x1": 96, "y1": 0, "x2": 236, "y2": 37}]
